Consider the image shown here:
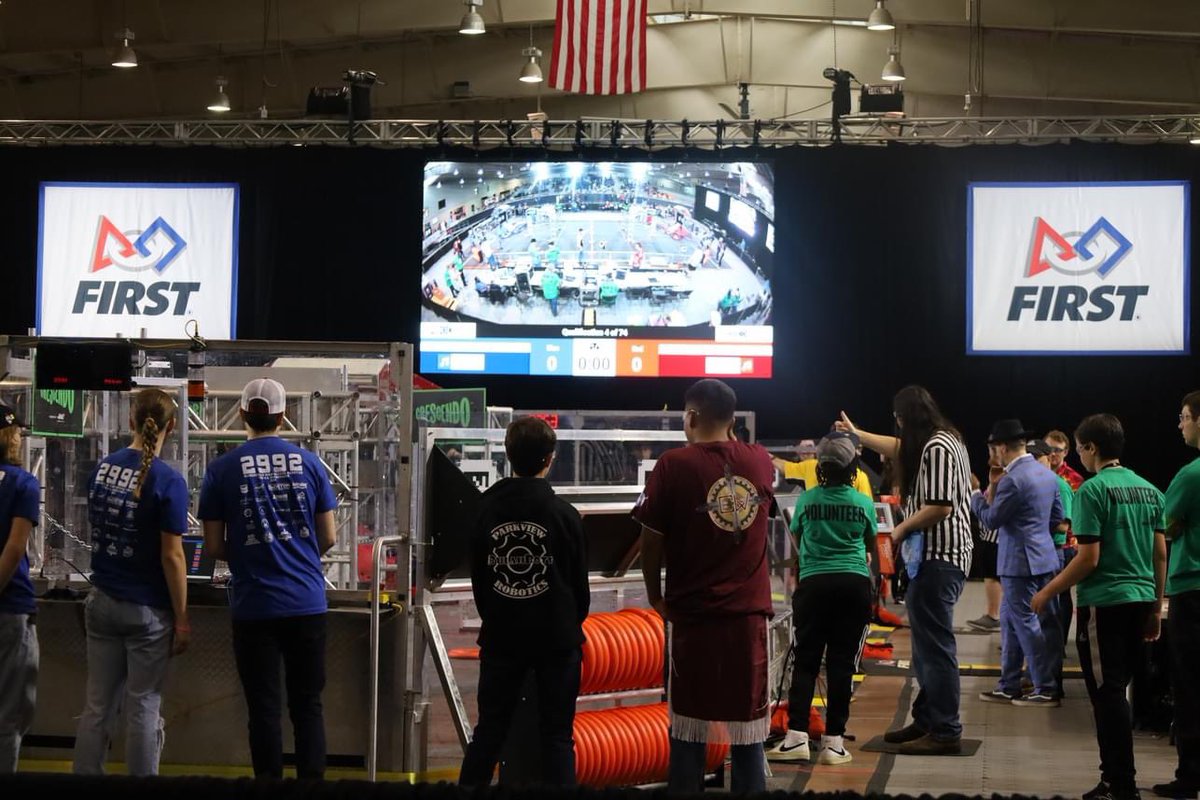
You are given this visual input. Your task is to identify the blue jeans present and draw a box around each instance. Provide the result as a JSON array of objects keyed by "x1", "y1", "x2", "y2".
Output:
[
  {"x1": 906, "y1": 559, "x2": 965, "y2": 740},
  {"x1": 668, "y1": 737, "x2": 764, "y2": 794},
  {"x1": 998, "y1": 574, "x2": 1061, "y2": 695},
  {"x1": 548, "y1": 296, "x2": 559, "y2": 316},
  {"x1": 73, "y1": 589, "x2": 173, "y2": 776},
  {"x1": 0, "y1": 613, "x2": 38, "y2": 774}
]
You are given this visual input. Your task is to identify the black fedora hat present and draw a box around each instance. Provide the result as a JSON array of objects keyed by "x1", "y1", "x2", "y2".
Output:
[{"x1": 987, "y1": 419, "x2": 1036, "y2": 443}]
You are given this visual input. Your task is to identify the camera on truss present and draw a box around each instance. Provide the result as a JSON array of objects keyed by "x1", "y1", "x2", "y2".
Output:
[{"x1": 823, "y1": 67, "x2": 855, "y2": 119}]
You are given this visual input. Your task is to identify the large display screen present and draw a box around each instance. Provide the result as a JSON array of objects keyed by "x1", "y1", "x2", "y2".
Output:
[{"x1": 420, "y1": 161, "x2": 775, "y2": 378}]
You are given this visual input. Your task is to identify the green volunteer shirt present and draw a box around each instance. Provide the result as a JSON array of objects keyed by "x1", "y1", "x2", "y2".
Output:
[
  {"x1": 790, "y1": 484, "x2": 876, "y2": 581},
  {"x1": 1074, "y1": 466, "x2": 1165, "y2": 607},
  {"x1": 1165, "y1": 457, "x2": 1200, "y2": 596},
  {"x1": 1053, "y1": 475, "x2": 1074, "y2": 547}
]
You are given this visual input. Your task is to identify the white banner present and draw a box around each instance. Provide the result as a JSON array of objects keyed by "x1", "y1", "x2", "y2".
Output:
[
  {"x1": 968, "y1": 182, "x2": 1188, "y2": 354},
  {"x1": 37, "y1": 182, "x2": 239, "y2": 339}
]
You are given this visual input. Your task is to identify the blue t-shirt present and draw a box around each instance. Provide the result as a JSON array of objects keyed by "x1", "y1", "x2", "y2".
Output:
[
  {"x1": 0, "y1": 464, "x2": 40, "y2": 615},
  {"x1": 88, "y1": 448, "x2": 189, "y2": 610},
  {"x1": 198, "y1": 437, "x2": 337, "y2": 621}
]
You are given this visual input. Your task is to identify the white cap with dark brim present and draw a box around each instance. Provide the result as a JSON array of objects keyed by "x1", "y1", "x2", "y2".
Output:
[{"x1": 240, "y1": 378, "x2": 287, "y2": 414}]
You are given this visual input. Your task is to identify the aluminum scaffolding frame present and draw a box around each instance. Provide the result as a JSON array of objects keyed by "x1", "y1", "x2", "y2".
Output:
[{"x1": 0, "y1": 115, "x2": 1198, "y2": 148}]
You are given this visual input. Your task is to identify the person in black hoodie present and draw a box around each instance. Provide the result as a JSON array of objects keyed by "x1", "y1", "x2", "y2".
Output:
[{"x1": 459, "y1": 416, "x2": 590, "y2": 787}]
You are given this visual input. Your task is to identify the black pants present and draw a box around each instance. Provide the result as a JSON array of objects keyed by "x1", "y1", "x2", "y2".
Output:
[
  {"x1": 231, "y1": 613, "x2": 327, "y2": 779},
  {"x1": 1077, "y1": 602, "x2": 1153, "y2": 791},
  {"x1": 459, "y1": 647, "x2": 582, "y2": 787},
  {"x1": 1059, "y1": 548, "x2": 1077, "y2": 647},
  {"x1": 1170, "y1": 590, "x2": 1200, "y2": 787},
  {"x1": 788, "y1": 573, "x2": 872, "y2": 737}
]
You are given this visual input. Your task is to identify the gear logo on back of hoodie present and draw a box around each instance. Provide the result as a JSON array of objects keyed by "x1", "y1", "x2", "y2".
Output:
[{"x1": 486, "y1": 521, "x2": 555, "y2": 599}]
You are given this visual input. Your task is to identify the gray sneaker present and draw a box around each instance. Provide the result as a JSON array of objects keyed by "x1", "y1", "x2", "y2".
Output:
[{"x1": 967, "y1": 614, "x2": 1000, "y2": 632}]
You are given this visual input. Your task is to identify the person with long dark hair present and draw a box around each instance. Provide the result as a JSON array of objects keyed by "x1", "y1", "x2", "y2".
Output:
[
  {"x1": 74, "y1": 388, "x2": 190, "y2": 776},
  {"x1": 0, "y1": 404, "x2": 39, "y2": 773},
  {"x1": 837, "y1": 385, "x2": 973, "y2": 754}
]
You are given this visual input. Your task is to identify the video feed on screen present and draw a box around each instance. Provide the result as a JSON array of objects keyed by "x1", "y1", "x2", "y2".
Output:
[{"x1": 420, "y1": 161, "x2": 775, "y2": 378}]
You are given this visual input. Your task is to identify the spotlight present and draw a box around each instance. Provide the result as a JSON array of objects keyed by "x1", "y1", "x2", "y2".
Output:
[
  {"x1": 519, "y1": 47, "x2": 544, "y2": 83},
  {"x1": 866, "y1": 1, "x2": 895, "y2": 31},
  {"x1": 459, "y1": 0, "x2": 486, "y2": 35},
  {"x1": 206, "y1": 77, "x2": 231, "y2": 112},
  {"x1": 881, "y1": 45, "x2": 906, "y2": 82},
  {"x1": 112, "y1": 28, "x2": 137, "y2": 68}
]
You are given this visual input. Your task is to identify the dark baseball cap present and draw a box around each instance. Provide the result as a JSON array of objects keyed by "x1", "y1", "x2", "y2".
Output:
[
  {"x1": 817, "y1": 431, "x2": 858, "y2": 470},
  {"x1": 1027, "y1": 439, "x2": 1053, "y2": 458},
  {"x1": 0, "y1": 404, "x2": 26, "y2": 431}
]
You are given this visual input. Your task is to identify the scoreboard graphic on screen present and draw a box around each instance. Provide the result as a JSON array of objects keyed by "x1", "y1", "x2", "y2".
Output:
[
  {"x1": 420, "y1": 161, "x2": 775, "y2": 379},
  {"x1": 420, "y1": 324, "x2": 773, "y2": 378}
]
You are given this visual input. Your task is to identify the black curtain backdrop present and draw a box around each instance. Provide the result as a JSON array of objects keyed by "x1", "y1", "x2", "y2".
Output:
[{"x1": 0, "y1": 142, "x2": 1196, "y2": 488}]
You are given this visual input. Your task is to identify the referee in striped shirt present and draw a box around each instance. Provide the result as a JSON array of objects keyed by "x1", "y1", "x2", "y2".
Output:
[{"x1": 837, "y1": 385, "x2": 974, "y2": 755}]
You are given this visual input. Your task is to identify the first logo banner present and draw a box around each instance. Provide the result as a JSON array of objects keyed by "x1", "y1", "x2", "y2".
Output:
[
  {"x1": 37, "y1": 182, "x2": 239, "y2": 339},
  {"x1": 968, "y1": 181, "x2": 1188, "y2": 355}
]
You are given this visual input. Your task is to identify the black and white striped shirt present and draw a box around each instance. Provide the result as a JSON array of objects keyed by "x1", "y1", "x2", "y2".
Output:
[{"x1": 904, "y1": 430, "x2": 974, "y2": 574}]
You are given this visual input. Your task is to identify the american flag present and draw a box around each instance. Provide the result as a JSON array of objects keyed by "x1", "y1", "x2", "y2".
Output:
[{"x1": 549, "y1": 0, "x2": 647, "y2": 95}]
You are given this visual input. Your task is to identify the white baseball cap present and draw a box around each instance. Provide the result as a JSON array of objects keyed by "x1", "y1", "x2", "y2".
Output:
[{"x1": 240, "y1": 378, "x2": 287, "y2": 414}]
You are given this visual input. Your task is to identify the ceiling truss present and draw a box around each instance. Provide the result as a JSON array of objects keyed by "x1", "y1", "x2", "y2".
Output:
[{"x1": 0, "y1": 115, "x2": 1195, "y2": 149}]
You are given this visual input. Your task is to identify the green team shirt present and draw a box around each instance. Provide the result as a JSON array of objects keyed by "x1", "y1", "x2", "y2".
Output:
[
  {"x1": 1053, "y1": 475, "x2": 1074, "y2": 547},
  {"x1": 1164, "y1": 457, "x2": 1200, "y2": 596},
  {"x1": 1074, "y1": 466, "x2": 1165, "y2": 607},
  {"x1": 790, "y1": 485, "x2": 876, "y2": 581}
]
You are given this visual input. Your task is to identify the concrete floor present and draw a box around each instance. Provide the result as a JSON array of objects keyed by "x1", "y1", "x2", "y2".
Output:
[{"x1": 427, "y1": 580, "x2": 1178, "y2": 796}]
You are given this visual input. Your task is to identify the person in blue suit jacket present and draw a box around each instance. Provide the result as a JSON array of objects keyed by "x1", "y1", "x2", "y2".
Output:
[{"x1": 971, "y1": 419, "x2": 1064, "y2": 707}]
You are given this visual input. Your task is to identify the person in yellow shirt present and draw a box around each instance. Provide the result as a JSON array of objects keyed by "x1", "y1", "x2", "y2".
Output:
[{"x1": 775, "y1": 437, "x2": 873, "y2": 499}]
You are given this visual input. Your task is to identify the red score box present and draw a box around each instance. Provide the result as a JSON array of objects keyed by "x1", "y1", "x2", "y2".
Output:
[{"x1": 657, "y1": 353, "x2": 773, "y2": 378}]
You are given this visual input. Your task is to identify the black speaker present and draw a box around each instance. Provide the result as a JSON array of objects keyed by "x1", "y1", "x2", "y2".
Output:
[{"x1": 860, "y1": 84, "x2": 904, "y2": 114}]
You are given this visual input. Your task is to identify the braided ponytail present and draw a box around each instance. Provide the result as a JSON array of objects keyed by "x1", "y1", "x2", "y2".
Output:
[
  {"x1": 130, "y1": 388, "x2": 176, "y2": 500},
  {"x1": 134, "y1": 416, "x2": 158, "y2": 500}
]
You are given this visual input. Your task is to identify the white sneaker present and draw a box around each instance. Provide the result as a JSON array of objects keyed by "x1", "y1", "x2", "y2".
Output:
[
  {"x1": 816, "y1": 735, "x2": 853, "y2": 765},
  {"x1": 766, "y1": 731, "x2": 811, "y2": 762}
]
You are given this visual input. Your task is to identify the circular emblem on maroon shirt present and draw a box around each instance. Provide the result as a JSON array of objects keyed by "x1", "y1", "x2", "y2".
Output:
[{"x1": 704, "y1": 474, "x2": 761, "y2": 533}]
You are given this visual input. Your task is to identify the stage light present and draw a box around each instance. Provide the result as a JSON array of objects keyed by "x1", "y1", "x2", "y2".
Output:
[
  {"x1": 478, "y1": 168, "x2": 484, "y2": 175},
  {"x1": 206, "y1": 76, "x2": 231, "y2": 112},
  {"x1": 519, "y1": 47, "x2": 543, "y2": 83},
  {"x1": 866, "y1": 1, "x2": 895, "y2": 31},
  {"x1": 532, "y1": 162, "x2": 551, "y2": 181},
  {"x1": 567, "y1": 161, "x2": 585, "y2": 179},
  {"x1": 881, "y1": 45, "x2": 906, "y2": 82},
  {"x1": 112, "y1": 28, "x2": 137, "y2": 68},
  {"x1": 598, "y1": 162, "x2": 613, "y2": 177},
  {"x1": 459, "y1": 0, "x2": 486, "y2": 35},
  {"x1": 630, "y1": 162, "x2": 651, "y2": 181}
]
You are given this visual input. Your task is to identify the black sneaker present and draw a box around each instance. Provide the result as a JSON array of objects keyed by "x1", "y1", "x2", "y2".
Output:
[
  {"x1": 882, "y1": 723, "x2": 927, "y2": 744},
  {"x1": 1152, "y1": 781, "x2": 1200, "y2": 799},
  {"x1": 1085, "y1": 782, "x2": 1142, "y2": 800},
  {"x1": 979, "y1": 689, "x2": 1016, "y2": 704}
]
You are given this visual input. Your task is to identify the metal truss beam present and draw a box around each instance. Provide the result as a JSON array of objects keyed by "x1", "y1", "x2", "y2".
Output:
[{"x1": 0, "y1": 116, "x2": 1196, "y2": 148}]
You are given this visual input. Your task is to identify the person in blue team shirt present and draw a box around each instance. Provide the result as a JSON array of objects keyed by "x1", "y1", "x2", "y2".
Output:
[
  {"x1": 200, "y1": 378, "x2": 338, "y2": 780},
  {"x1": 74, "y1": 388, "x2": 191, "y2": 776},
  {"x1": 0, "y1": 404, "x2": 39, "y2": 774}
]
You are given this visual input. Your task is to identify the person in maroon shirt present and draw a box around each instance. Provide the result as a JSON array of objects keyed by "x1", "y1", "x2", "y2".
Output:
[{"x1": 635, "y1": 379, "x2": 774, "y2": 794}]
